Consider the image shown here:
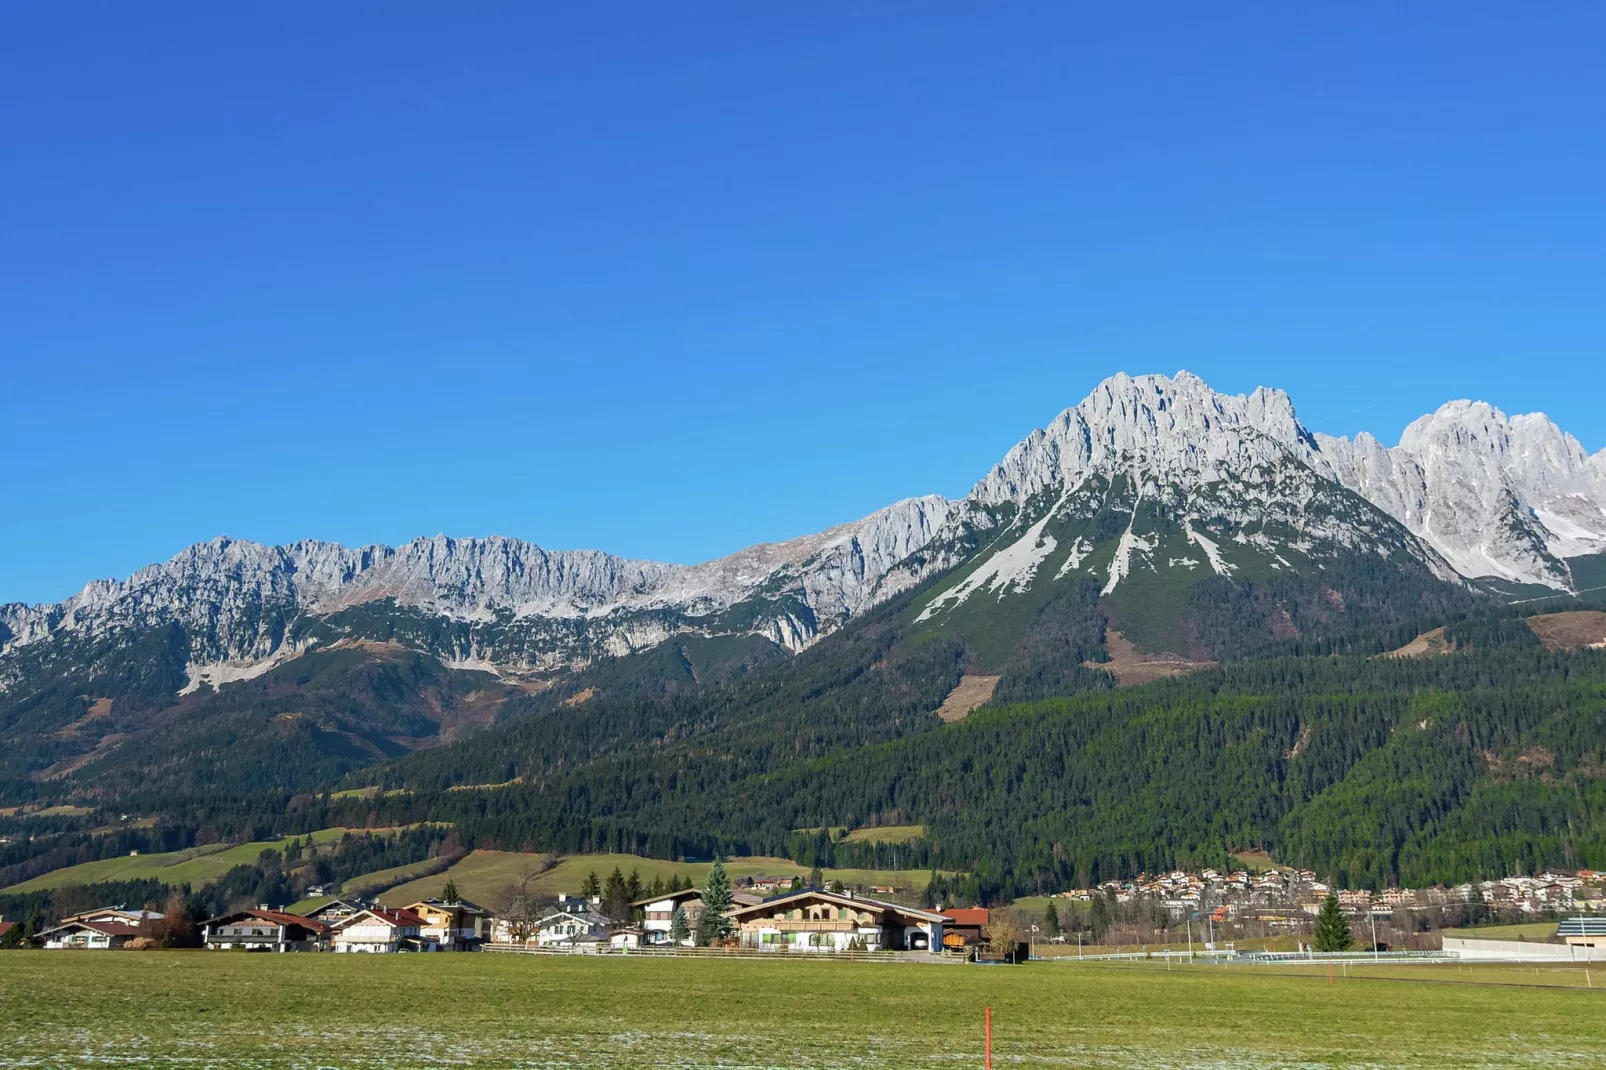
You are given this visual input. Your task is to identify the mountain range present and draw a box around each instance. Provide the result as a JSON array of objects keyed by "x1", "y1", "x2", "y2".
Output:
[
  {"x1": 4, "y1": 371, "x2": 1602, "y2": 691},
  {"x1": 4, "y1": 370, "x2": 1606, "y2": 901}
]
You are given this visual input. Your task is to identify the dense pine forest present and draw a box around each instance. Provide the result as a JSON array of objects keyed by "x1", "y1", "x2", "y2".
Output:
[{"x1": 2, "y1": 573, "x2": 1604, "y2": 911}]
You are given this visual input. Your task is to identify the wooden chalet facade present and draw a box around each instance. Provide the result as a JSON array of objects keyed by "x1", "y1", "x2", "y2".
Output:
[
  {"x1": 38, "y1": 919, "x2": 141, "y2": 950},
  {"x1": 202, "y1": 910, "x2": 332, "y2": 952},
  {"x1": 727, "y1": 890, "x2": 947, "y2": 952},
  {"x1": 332, "y1": 907, "x2": 428, "y2": 953},
  {"x1": 634, "y1": 888, "x2": 703, "y2": 946}
]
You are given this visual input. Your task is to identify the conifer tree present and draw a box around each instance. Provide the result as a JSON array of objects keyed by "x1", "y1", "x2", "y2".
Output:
[
  {"x1": 1044, "y1": 900, "x2": 1060, "y2": 938},
  {"x1": 669, "y1": 906, "x2": 690, "y2": 945},
  {"x1": 580, "y1": 870, "x2": 601, "y2": 899},
  {"x1": 442, "y1": 879, "x2": 460, "y2": 905},
  {"x1": 696, "y1": 858, "x2": 734, "y2": 946},
  {"x1": 1314, "y1": 893, "x2": 1352, "y2": 952}
]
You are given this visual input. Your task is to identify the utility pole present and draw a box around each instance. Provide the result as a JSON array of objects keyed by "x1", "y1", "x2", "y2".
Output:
[
  {"x1": 1369, "y1": 911, "x2": 1379, "y2": 962},
  {"x1": 1186, "y1": 917, "x2": 1194, "y2": 963}
]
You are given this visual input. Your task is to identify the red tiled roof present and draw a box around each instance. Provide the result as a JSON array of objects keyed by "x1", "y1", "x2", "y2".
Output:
[
  {"x1": 343, "y1": 907, "x2": 425, "y2": 929},
  {"x1": 943, "y1": 908, "x2": 990, "y2": 926},
  {"x1": 0, "y1": 921, "x2": 14, "y2": 938}
]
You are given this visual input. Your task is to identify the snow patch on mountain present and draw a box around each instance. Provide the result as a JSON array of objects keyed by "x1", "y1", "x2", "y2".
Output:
[{"x1": 917, "y1": 497, "x2": 1065, "y2": 620}]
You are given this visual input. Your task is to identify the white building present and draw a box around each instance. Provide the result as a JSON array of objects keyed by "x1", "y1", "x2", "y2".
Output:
[
  {"x1": 633, "y1": 888, "x2": 703, "y2": 945},
  {"x1": 332, "y1": 907, "x2": 429, "y2": 953}
]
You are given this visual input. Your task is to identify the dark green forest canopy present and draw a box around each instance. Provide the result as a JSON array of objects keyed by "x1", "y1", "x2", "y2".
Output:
[{"x1": 326, "y1": 639, "x2": 1606, "y2": 897}]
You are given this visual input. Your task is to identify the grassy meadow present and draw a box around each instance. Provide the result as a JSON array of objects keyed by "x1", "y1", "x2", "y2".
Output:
[
  {"x1": 0, "y1": 952, "x2": 1602, "y2": 1068},
  {"x1": 375, "y1": 850, "x2": 937, "y2": 908},
  {"x1": 1, "y1": 827, "x2": 356, "y2": 893}
]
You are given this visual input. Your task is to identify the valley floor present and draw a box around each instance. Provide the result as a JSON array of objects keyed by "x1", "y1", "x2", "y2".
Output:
[{"x1": 1, "y1": 952, "x2": 1601, "y2": 1068}]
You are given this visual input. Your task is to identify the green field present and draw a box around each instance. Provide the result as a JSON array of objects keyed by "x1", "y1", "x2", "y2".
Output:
[
  {"x1": 1442, "y1": 921, "x2": 1563, "y2": 941},
  {"x1": 1, "y1": 827, "x2": 355, "y2": 893},
  {"x1": 376, "y1": 850, "x2": 936, "y2": 908},
  {"x1": 0, "y1": 953, "x2": 1601, "y2": 1068},
  {"x1": 837, "y1": 824, "x2": 926, "y2": 845}
]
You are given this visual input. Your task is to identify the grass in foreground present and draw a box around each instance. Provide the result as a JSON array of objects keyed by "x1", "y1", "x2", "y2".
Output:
[{"x1": 0, "y1": 953, "x2": 1601, "y2": 1069}]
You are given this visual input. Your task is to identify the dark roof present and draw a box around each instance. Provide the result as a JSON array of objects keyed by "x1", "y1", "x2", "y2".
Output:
[
  {"x1": 1558, "y1": 917, "x2": 1606, "y2": 936},
  {"x1": 206, "y1": 909, "x2": 332, "y2": 934},
  {"x1": 728, "y1": 889, "x2": 949, "y2": 924},
  {"x1": 338, "y1": 907, "x2": 426, "y2": 929},
  {"x1": 41, "y1": 920, "x2": 142, "y2": 938},
  {"x1": 630, "y1": 888, "x2": 703, "y2": 907}
]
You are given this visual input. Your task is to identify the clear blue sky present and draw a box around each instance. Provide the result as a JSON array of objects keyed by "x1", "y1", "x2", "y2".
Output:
[{"x1": 3, "y1": 2, "x2": 1604, "y2": 606}]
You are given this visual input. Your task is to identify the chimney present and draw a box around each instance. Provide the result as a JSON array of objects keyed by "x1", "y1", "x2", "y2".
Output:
[{"x1": 558, "y1": 893, "x2": 567, "y2": 903}]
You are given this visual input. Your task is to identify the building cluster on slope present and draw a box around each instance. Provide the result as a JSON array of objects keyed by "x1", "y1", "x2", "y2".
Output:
[{"x1": 1052, "y1": 867, "x2": 1606, "y2": 925}]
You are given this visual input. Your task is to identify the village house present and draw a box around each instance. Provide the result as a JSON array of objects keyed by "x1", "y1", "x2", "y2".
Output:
[
  {"x1": 332, "y1": 907, "x2": 429, "y2": 953},
  {"x1": 532, "y1": 904, "x2": 610, "y2": 949},
  {"x1": 298, "y1": 899, "x2": 370, "y2": 926},
  {"x1": 38, "y1": 918, "x2": 142, "y2": 950},
  {"x1": 634, "y1": 887, "x2": 704, "y2": 945},
  {"x1": 728, "y1": 889, "x2": 948, "y2": 952},
  {"x1": 201, "y1": 909, "x2": 331, "y2": 952},
  {"x1": 403, "y1": 898, "x2": 493, "y2": 951}
]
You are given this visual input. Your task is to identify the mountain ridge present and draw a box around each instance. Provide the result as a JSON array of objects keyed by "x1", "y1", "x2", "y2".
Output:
[{"x1": 4, "y1": 371, "x2": 1604, "y2": 688}]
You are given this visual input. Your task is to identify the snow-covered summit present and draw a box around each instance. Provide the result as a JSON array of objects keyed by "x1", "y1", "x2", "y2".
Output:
[{"x1": 1316, "y1": 401, "x2": 1606, "y2": 588}]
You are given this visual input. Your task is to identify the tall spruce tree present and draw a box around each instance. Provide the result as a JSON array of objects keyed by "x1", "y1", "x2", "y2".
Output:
[
  {"x1": 697, "y1": 858, "x2": 734, "y2": 946},
  {"x1": 442, "y1": 879, "x2": 460, "y2": 905},
  {"x1": 1044, "y1": 900, "x2": 1061, "y2": 938},
  {"x1": 1314, "y1": 893, "x2": 1352, "y2": 952},
  {"x1": 669, "y1": 906, "x2": 690, "y2": 945}
]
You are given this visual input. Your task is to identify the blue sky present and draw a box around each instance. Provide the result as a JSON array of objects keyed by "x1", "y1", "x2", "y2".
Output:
[{"x1": 3, "y1": 3, "x2": 1604, "y2": 606}]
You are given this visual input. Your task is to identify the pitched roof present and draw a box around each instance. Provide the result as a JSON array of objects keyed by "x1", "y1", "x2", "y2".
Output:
[
  {"x1": 630, "y1": 888, "x2": 703, "y2": 907},
  {"x1": 206, "y1": 909, "x2": 332, "y2": 934},
  {"x1": 943, "y1": 908, "x2": 990, "y2": 927},
  {"x1": 336, "y1": 907, "x2": 425, "y2": 930},
  {"x1": 39, "y1": 919, "x2": 142, "y2": 938},
  {"x1": 728, "y1": 888, "x2": 949, "y2": 924}
]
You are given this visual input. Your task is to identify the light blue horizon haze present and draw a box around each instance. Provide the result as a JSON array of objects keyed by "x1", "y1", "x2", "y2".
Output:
[{"x1": 3, "y1": 3, "x2": 1604, "y2": 606}]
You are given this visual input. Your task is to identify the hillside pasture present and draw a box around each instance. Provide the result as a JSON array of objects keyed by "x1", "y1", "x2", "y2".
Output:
[
  {"x1": 375, "y1": 850, "x2": 937, "y2": 908},
  {"x1": 1, "y1": 827, "x2": 356, "y2": 894}
]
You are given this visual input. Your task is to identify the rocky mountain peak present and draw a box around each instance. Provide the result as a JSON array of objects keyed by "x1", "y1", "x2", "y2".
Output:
[{"x1": 971, "y1": 370, "x2": 1314, "y2": 507}]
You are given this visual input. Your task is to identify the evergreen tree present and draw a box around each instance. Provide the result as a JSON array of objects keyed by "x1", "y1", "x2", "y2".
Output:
[
  {"x1": 626, "y1": 868, "x2": 643, "y2": 902},
  {"x1": 1044, "y1": 900, "x2": 1060, "y2": 938},
  {"x1": 442, "y1": 879, "x2": 460, "y2": 905},
  {"x1": 669, "y1": 906, "x2": 690, "y2": 945},
  {"x1": 828, "y1": 879, "x2": 844, "y2": 894},
  {"x1": 789, "y1": 876, "x2": 804, "y2": 893},
  {"x1": 1314, "y1": 893, "x2": 1352, "y2": 952},
  {"x1": 580, "y1": 870, "x2": 601, "y2": 899},
  {"x1": 808, "y1": 866, "x2": 823, "y2": 888},
  {"x1": 696, "y1": 859, "x2": 734, "y2": 946}
]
